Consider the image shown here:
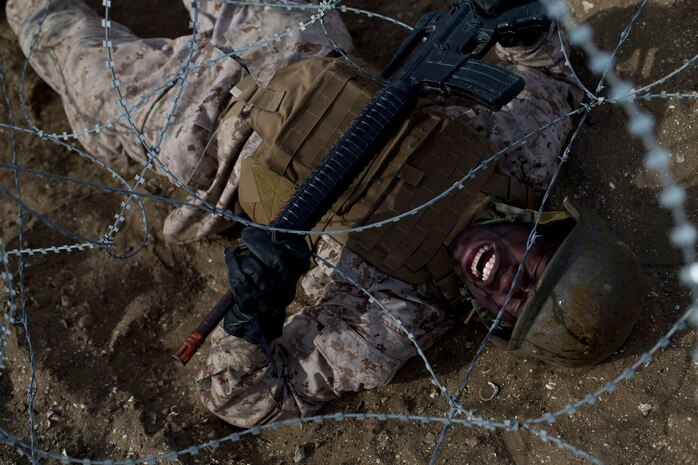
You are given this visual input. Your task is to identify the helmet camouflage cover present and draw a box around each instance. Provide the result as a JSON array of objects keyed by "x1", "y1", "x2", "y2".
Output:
[{"x1": 506, "y1": 197, "x2": 646, "y2": 367}]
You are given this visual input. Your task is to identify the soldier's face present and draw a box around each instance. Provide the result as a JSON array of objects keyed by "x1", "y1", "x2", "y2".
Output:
[{"x1": 451, "y1": 223, "x2": 560, "y2": 322}]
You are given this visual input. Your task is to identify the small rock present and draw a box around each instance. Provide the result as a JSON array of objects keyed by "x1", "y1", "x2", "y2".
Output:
[
  {"x1": 47, "y1": 410, "x2": 63, "y2": 422},
  {"x1": 465, "y1": 437, "x2": 479, "y2": 447},
  {"x1": 169, "y1": 405, "x2": 180, "y2": 416},
  {"x1": 106, "y1": 404, "x2": 120, "y2": 413},
  {"x1": 424, "y1": 432, "x2": 437, "y2": 443},
  {"x1": 148, "y1": 307, "x2": 160, "y2": 321},
  {"x1": 78, "y1": 314, "x2": 94, "y2": 329},
  {"x1": 380, "y1": 397, "x2": 388, "y2": 405},
  {"x1": 293, "y1": 444, "x2": 306, "y2": 463},
  {"x1": 377, "y1": 431, "x2": 389, "y2": 447},
  {"x1": 60, "y1": 295, "x2": 72, "y2": 308},
  {"x1": 582, "y1": 1, "x2": 594, "y2": 11},
  {"x1": 638, "y1": 403, "x2": 652, "y2": 416}
]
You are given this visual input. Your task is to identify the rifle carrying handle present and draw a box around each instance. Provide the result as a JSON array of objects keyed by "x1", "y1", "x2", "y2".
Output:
[{"x1": 173, "y1": 80, "x2": 415, "y2": 365}]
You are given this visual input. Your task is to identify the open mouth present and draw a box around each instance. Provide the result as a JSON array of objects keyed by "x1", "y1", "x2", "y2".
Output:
[{"x1": 469, "y1": 244, "x2": 496, "y2": 282}]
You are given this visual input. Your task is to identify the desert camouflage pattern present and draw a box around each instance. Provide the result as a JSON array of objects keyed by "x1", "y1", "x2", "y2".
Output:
[
  {"x1": 7, "y1": 0, "x2": 353, "y2": 243},
  {"x1": 8, "y1": 0, "x2": 582, "y2": 427}
]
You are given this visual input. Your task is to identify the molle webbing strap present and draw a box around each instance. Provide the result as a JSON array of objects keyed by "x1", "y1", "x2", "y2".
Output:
[
  {"x1": 481, "y1": 172, "x2": 540, "y2": 210},
  {"x1": 349, "y1": 119, "x2": 498, "y2": 278},
  {"x1": 269, "y1": 59, "x2": 380, "y2": 182}
]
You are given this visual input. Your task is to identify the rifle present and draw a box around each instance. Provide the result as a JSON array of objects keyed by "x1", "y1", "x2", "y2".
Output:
[{"x1": 173, "y1": 0, "x2": 550, "y2": 365}]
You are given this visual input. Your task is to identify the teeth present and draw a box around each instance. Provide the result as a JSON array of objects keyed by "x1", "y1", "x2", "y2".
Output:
[
  {"x1": 470, "y1": 246, "x2": 490, "y2": 278},
  {"x1": 481, "y1": 255, "x2": 495, "y2": 281}
]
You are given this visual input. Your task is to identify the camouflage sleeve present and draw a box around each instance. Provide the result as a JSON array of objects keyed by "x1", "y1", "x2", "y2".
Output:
[
  {"x1": 6, "y1": 0, "x2": 248, "y2": 184},
  {"x1": 441, "y1": 24, "x2": 584, "y2": 190},
  {"x1": 6, "y1": 0, "x2": 354, "y2": 243},
  {"x1": 195, "y1": 236, "x2": 453, "y2": 428}
]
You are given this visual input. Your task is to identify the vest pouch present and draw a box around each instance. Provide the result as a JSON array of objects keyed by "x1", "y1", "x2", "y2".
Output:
[
  {"x1": 254, "y1": 58, "x2": 382, "y2": 186},
  {"x1": 345, "y1": 113, "x2": 500, "y2": 285},
  {"x1": 331, "y1": 111, "x2": 443, "y2": 226}
]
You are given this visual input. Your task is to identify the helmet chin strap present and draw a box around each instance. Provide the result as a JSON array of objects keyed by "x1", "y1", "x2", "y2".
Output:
[
  {"x1": 457, "y1": 281, "x2": 515, "y2": 341},
  {"x1": 473, "y1": 201, "x2": 572, "y2": 226}
]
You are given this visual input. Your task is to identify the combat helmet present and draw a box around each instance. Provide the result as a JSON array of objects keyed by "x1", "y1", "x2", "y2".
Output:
[
  {"x1": 509, "y1": 197, "x2": 647, "y2": 366},
  {"x1": 476, "y1": 197, "x2": 646, "y2": 367}
]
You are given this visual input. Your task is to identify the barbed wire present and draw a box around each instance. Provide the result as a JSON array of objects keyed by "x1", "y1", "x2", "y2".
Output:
[
  {"x1": 613, "y1": 90, "x2": 698, "y2": 103},
  {"x1": 0, "y1": 105, "x2": 586, "y2": 240},
  {"x1": 428, "y1": 105, "x2": 592, "y2": 465},
  {"x1": 0, "y1": 1, "x2": 695, "y2": 465},
  {"x1": 1, "y1": 33, "x2": 40, "y2": 463},
  {"x1": 1, "y1": 411, "x2": 605, "y2": 465},
  {"x1": 0, "y1": 59, "x2": 18, "y2": 373},
  {"x1": 0, "y1": 0, "x2": 588, "y2": 245},
  {"x1": 2, "y1": 0, "x2": 692, "y2": 242}
]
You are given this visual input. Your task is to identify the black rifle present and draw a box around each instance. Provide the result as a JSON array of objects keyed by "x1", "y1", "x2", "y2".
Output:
[{"x1": 174, "y1": 0, "x2": 550, "y2": 365}]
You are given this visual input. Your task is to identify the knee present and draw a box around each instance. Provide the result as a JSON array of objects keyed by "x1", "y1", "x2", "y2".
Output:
[{"x1": 194, "y1": 328, "x2": 289, "y2": 427}]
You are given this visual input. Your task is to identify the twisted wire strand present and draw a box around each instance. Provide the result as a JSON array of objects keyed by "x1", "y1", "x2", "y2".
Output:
[
  {"x1": 97, "y1": 0, "x2": 203, "y2": 257},
  {"x1": 5, "y1": 242, "x2": 97, "y2": 257},
  {"x1": 617, "y1": 52, "x2": 698, "y2": 101},
  {"x1": 429, "y1": 104, "x2": 591, "y2": 465},
  {"x1": 312, "y1": 252, "x2": 454, "y2": 408},
  {"x1": 2, "y1": 41, "x2": 41, "y2": 462},
  {"x1": 0, "y1": 59, "x2": 19, "y2": 373},
  {"x1": 630, "y1": 91, "x2": 698, "y2": 101},
  {"x1": 0, "y1": 106, "x2": 585, "y2": 239},
  {"x1": 219, "y1": 0, "x2": 417, "y2": 31},
  {"x1": 0, "y1": 1, "x2": 695, "y2": 465},
  {"x1": 558, "y1": 27, "x2": 596, "y2": 100},
  {"x1": 594, "y1": 0, "x2": 649, "y2": 92},
  {"x1": 0, "y1": 239, "x2": 17, "y2": 372},
  {"x1": 1, "y1": 411, "x2": 604, "y2": 465}
]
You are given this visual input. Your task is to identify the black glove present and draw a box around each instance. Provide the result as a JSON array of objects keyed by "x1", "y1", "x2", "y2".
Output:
[
  {"x1": 470, "y1": 0, "x2": 550, "y2": 47},
  {"x1": 223, "y1": 226, "x2": 311, "y2": 345}
]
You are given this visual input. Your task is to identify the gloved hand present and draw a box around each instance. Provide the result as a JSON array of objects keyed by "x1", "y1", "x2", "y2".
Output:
[
  {"x1": 223, "y1": 226, "x2": 311, "y2": 345},
  {"x1": 470, "y1": 0, "x2": 550, "y2": 47}
]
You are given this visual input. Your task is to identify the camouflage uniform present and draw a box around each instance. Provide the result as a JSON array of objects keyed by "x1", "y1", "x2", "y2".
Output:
[{"x1": 8, "y1": 0, "x2": 581, "y2": 427}]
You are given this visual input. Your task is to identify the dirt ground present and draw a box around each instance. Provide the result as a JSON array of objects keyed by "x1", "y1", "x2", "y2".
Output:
[{"x1": 0, "y1": 0, "x2": 696, "y2": 464}]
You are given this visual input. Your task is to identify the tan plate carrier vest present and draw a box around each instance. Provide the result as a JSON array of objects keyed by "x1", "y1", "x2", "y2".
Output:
[{"x1": 227, "y1": 57, "x2": 538, "y2": 311}]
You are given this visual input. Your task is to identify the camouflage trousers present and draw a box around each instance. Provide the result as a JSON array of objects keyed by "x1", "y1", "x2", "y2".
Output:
[{"x1": 8, "y1": 0, "x2": 582, "y2": 427}]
